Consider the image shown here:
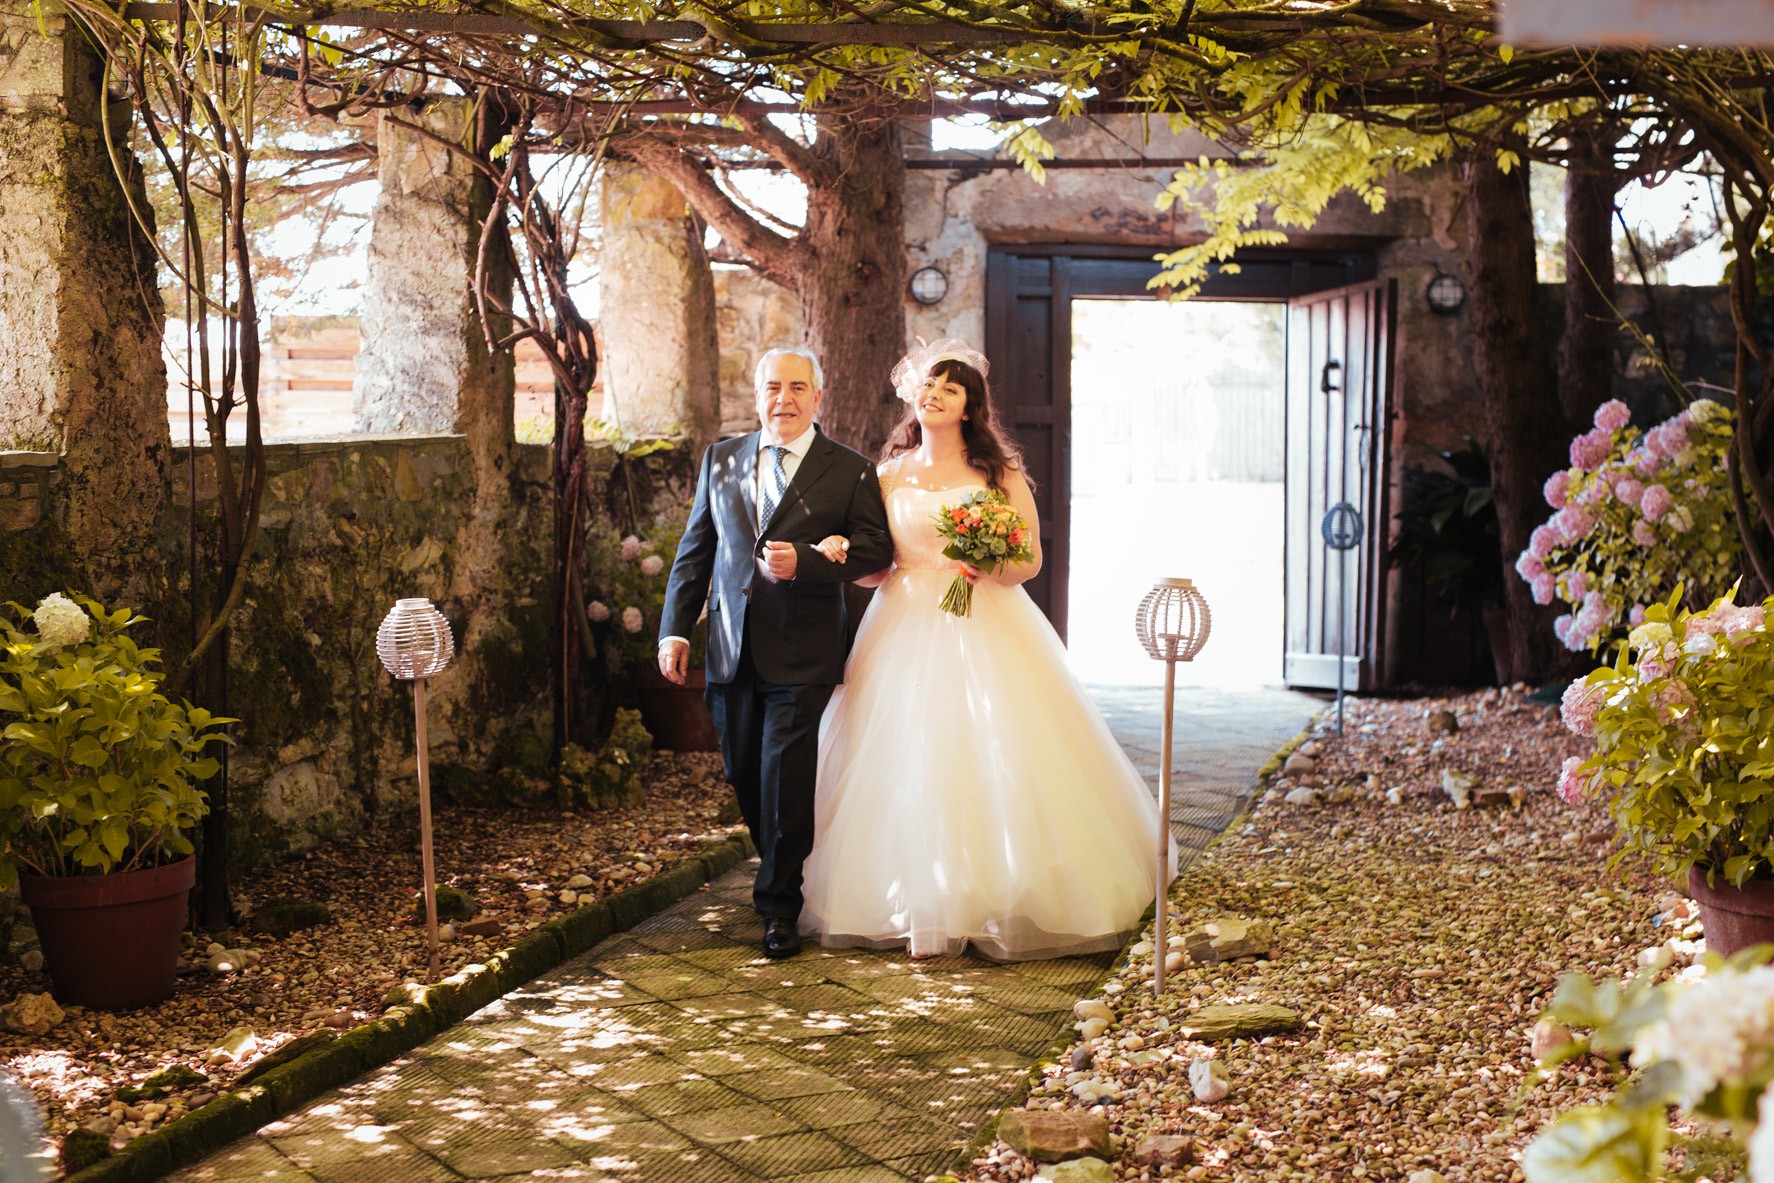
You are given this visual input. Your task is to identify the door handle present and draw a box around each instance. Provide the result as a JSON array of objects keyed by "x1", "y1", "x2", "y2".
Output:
[{"x1": 1320, "y1": 359, "x2": 1342, "y2": 395}]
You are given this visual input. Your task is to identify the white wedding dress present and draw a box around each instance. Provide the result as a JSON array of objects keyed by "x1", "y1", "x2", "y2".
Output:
[{"x1": 799, "y1": 466, "x2": 1174, "y2": 960}]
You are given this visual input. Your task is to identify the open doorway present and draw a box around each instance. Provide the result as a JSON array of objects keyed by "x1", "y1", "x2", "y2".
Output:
[{"x1": 1066, "y1": 299, "x2": 1287, "y2": 687}]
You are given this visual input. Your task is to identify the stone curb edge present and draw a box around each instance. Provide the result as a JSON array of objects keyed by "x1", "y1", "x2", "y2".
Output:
[
  {"x1": 942, "y1": 712, "x2": 1325, "y2": 1178},
  {"x1": 63, "y1": 830, "x2": 757, "y2": 1183}
]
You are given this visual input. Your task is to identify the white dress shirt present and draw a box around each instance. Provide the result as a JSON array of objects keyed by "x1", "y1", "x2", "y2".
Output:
[{"x1": 659, "y1": 427, "x2": 818, "y2": 651}]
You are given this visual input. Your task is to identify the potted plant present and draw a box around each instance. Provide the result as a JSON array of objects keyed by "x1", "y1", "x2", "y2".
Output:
[
  {"x1": 0, "y1": 593, "x2": 232, "y2": 1010},
  {"x1": 585, "y1": 512, "x2": 716, "y2": 752},
  {"x1": 1558, "y1": 586, "x2": 1774, "y2": 954}
]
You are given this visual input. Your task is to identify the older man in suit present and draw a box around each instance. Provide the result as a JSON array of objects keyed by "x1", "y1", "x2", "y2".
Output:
[{"x1": 658, "y1": 348, "x2": 892, "y2": 958}]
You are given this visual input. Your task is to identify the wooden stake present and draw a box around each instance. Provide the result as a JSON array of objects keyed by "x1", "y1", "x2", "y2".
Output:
[
  {"x1": 414, "y1": 676, "x2": 440, "y2": 982},
  {"x1": 1154, "y1": 654, "x2": 1176, "y2": 996}
]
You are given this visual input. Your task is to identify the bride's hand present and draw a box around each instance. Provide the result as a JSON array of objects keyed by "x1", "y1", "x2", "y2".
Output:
[
  {"x1": 814, "y1": 535, "x2": 851, "y2": 564},
  {"x1": 960, "y1": 562, "x2": 984, "y2": 583}
]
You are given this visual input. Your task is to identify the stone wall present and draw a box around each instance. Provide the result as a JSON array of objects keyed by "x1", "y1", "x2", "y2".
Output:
[{"x1": 157, "y1": 436, "x2": 559, "y2": 866}]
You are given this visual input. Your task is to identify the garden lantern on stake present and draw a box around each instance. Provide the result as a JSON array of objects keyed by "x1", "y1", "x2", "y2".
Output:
[
  {"x1": 376, "y1": 598, "x2": 456, "y2": 981},
  {"x1": 1134, "y1": 578, "x2": 1211, "y2": 996}
]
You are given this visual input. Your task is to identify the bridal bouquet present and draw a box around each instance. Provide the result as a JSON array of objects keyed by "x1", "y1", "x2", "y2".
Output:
[{"x1": 933, "y1": 488, "x2": 1034, "y2": 617}]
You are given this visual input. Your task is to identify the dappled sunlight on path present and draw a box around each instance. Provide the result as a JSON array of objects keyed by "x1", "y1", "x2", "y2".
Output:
[{"x1": 172, "y1": 687, "x2": 1318, "y2": 1182}]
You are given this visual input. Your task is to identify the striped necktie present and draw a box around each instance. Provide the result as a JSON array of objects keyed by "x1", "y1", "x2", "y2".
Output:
[{"x1": 759, "y1": 445, "x2": 789, "y2": 527}]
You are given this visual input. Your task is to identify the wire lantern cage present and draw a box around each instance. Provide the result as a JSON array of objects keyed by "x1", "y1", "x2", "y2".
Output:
[
  {"x1": 1133, "y1": 577, "x2": 1212, "y2": 995},
  {"x1": 376, "y1": 598, "x2": 456, "y2": 981}
]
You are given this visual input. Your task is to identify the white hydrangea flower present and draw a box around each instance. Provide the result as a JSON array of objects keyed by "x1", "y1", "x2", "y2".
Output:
[
  {"x1": 1688, "y1": 398, "x2": 1729, "y2": 424},
  {"x1": 32, "y1": 593, "x2": 90, "y2": 649},
  {"x1": 639, "y1": 555, "x2": 665, "y2": 577},
  {"x1": 1629, "y1": 621, "x2": 1674, "y2": 652},
  {"x1": 621, "y1": 606, "x2": 644, "y2": 634},
  {"x1": 586, "y1": 600, "x2": 611, "y2": 623},
  {"x1": 1750, "y1": 1085, "x2": 1774, "y2": 1183},
  {"x1": 1633, "y1": 965, "x2": 1774, "y2": 1108}
]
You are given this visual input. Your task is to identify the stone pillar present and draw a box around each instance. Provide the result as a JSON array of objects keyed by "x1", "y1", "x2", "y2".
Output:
[
  {"x1": 598, "y1": 164, "x2": 721, "y2": 448},
  {"x1": 353, "y1": 98, "x2": 514, "y2": 446},
  {"x1": 0, "y1": 0, "x2": 169, "y2": 602}
]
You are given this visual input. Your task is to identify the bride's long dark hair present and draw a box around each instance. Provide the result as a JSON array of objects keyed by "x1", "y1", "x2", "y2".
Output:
[{"x1": 880, "y1": 359, "x2": 1030, "y2": 492}]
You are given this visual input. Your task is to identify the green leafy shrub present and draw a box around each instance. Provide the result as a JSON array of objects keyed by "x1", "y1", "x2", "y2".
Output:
[
  {"x1": 557, "y1": 709, "x2": 652, "y2": 810},
  {"x1": 1558, "y1": 588, "x2": 1774, "y2": 883},
  {"x1": 0, "y1": 593, "x2": 233, "y2": 887}
]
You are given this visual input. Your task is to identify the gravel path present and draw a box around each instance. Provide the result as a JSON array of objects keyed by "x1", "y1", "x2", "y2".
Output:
[{"x1": 965, "y1": 686, "x2": 1669, "y2": 1183}]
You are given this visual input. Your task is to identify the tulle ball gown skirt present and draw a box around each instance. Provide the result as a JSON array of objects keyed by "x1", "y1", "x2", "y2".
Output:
[{"x1": 800, "y1": 564, "x2": 1174, "y2": 961}]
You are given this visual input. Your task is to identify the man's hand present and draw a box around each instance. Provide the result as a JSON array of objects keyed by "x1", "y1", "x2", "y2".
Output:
[
  {"x1": 813, "y1": 535, "x2": 850, "y2": 564},
  {"x1": 658, "y1": 639, "x2": 690, "y2": 685},
  {"x1": 763, "y1": 540, "x2": 798, "y2": 581}
]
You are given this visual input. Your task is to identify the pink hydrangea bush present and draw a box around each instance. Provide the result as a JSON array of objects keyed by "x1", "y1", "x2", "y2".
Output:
[
  {"x1": 1516, "y1": 398, "x2": 1738, "y2": 652},
  {"x1": 1556, "y1": 589, "x2": 1774, "y2": 883}
]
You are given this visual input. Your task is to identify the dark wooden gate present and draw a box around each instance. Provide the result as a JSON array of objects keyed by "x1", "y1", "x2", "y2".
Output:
[
  {"x1": 983, "y1": 246, "x2": 1379, "y2": 645},
  {"x1": 1281, "y1": 278, "x2": 1397, "y2": 689}
]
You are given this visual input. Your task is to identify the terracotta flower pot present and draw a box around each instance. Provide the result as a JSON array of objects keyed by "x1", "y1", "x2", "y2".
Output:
[
  {"x1": 1688, "y1": 865, "x2": 1774, "y2": 959},
  {"x1": 636, "y1": 665, "x2": 720, "y2": 753},
  {"x1": 19, "y1": 856, "x2": 196, "y2": 1011}
]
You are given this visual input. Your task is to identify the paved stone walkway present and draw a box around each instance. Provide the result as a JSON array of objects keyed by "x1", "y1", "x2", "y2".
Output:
[{"x1": 173, "y1": 686, "x2": 1318, "y2": 1183}]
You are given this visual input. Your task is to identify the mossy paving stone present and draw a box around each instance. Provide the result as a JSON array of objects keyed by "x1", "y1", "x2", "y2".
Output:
[
  {"x1": 778, "y1": 1166, "x2": 913, "y2": 1183},
  {"x1": 668, "y1": 1043, "x2": 807, "y2": 1077},
  {"x1": 619, "y1": 1075, "x2": 755, "y2": 1118},
  {"x1": 919, "y1": 1046, "x2": 1039, "y2": 1077},
  {"x1": 267, "y1": 1126, "x2": 457, "y2": 1182},
  {"x1": 567, "y1": 1050, "x2": 701, "y2": 1093},
  {"x1": 829, "y1": 1114, "x2": 965, "y2": 1162},
  {"x1": 608, "y1": 965, "x2": 736, "y2": 1002},
  {"x1": 851, "y1": 1022, "x2": 980, "y2": 1058},
  {"x1": 722, "y1": 1063, "x2": 854, "y2": 1103},
  {"x1": 726, "y1": 960, "x2": 838, "y2": 990},
  {"x1": 749, "y1": 982, "x2": 883, "y2": 1014},
  {"x1": 526, "y1": 1089, "x2": 654, "y2": 1142},
  {"x1": 953, "y1": 975, "x2": 1090, "y2": 1017},
  {"x1": 886, "y1": 1150, "x2": 957, "y2": 1179},
  {"x1": 672, "y1": 943, "x2": 780, "y2": 972},
  {"x1": 658, "y1": 1100, "x2": 808, "y2": 1145},
  {"x1": 401, "y1": 1112, "x2": 580, "y2": 1178},
  {"x1": 167, "y1": 1139, "x2": 314, "y2": 1182},
  {"x1": 668, "y1": 989, "x2": 790, "y2": 1021},
  {"x1": 631, "y1": 926, "x2": 738, "y2": 955},
  {"x1": 775, "y1": 1089, "x2": 925, "y2": 1130},
  {"x1": 715, "y1": 1130, "x2": 875, "y2": 1179}
]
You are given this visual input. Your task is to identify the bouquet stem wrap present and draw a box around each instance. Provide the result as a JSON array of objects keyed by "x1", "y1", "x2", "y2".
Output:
[{"x1": 933, "y1": 488, "x2": 1035, "y2": 617}]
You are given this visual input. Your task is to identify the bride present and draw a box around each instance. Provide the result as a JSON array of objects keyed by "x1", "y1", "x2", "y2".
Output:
[{"x1": 798, "y1": 340, "x2": 1174, "y2": 960}]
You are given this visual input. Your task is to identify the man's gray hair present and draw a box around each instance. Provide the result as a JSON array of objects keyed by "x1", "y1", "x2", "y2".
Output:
[{"x1": 754, "y1": 347, "x2": 825, "y2": 391}]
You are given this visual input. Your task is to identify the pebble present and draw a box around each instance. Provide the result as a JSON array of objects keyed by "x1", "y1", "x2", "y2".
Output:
[
  {"x1": 1530, "y1": 1020, "x2": 1571, "y2": 1062},
  {"x1": 0, "y1": 992, "x2": 64, "y2": 1036},
  {"x1": 558, "y1": 890, "x2": 579, "y2": 905},
  {"x1": 1069, "y1": 1045, "x2": 1095, "y2": 1071},
  {"x1": 18, "y1": 949, "x2": 43, "y2": 973},
  {"x1": 1072, "y1": 999, "x2": 1115, "y2": 1024},
  {"x1": 565, "y1": 874, "x2": 594, "y2": 889},
  {"x1": 1190, "y1": 1057, "x2": 1231, "y2": 1102},
  {"x1": 1284, "y1": 787, "x2": 1319, "y2": 807},
  {"x1": 207, "y1": 951, "x2": 243, "y2": 975},
  {"x1": 1076, "y1": 1016, "x2": 1109, "y2": 1040}
]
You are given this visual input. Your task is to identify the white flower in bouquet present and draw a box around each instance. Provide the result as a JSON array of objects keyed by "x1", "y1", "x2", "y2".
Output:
[
  {"x1": 32, "y1": 592, "x2": 89, "y2": 649},
  {"x1": 586, "y1": 600, "x2": 611, "y2": 623},
  {"x1": 639, "y1": 555, "x2": 665, "y2": 577},
  {"x1": 621, "y1": 606, "x2": 644, "y2": 633},
  {"x1": 620, "y1": 536, "x2": 643, "y2": 561}
]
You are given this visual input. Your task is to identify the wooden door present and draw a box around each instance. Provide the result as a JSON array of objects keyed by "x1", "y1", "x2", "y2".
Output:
[
  {"x1": 1283, "y1": 279, "x2": 1396, "y2": 689},
  {"x1": 984, "y1": 252, "x2": 1071, "y2": 639}
]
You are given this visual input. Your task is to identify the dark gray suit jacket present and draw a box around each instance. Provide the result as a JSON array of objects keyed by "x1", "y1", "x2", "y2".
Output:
[{"x1": 660, "y1": 428, "x2": 892, "y2": 686}]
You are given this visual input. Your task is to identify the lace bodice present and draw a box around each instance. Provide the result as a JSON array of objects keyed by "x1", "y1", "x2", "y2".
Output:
[{"x1": 883, "y1": 472, "x2": 984, "y2": 571}]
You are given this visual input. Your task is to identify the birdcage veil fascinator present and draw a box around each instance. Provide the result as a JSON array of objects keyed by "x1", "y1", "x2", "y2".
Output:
[{"x1": 891, "y1": 338, "x2": 991, "y2": 404}]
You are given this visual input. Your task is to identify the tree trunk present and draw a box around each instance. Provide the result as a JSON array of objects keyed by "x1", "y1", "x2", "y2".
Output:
[
  {"x1": 800, "y1": 114, "x2": 907, "y2": 456},
  {"x1": 1466, "y1": 154, "x2": 1570, "y2": 685},
  {"x1": 1559, "y1": 125, "x2": 1619, "y2": 432}
]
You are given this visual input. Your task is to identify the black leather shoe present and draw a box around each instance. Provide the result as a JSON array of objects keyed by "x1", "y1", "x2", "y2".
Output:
[{"x1": 762, "y1": 918, "x2": 802, "y2": 960}]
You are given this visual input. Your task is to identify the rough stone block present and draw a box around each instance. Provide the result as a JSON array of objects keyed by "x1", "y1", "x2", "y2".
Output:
[
  {"x1": 997, "y1": 1109, "x2": 1111, "y2": 1163},
  {"x1": 1175, "y1": 1003, "x2": 1302, "y2": 1041}
]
